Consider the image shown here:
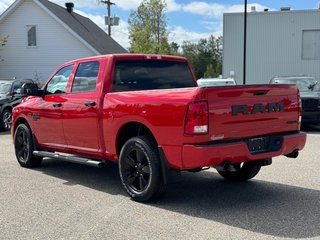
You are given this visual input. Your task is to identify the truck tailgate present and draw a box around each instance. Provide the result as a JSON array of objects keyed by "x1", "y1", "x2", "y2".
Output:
[{"x1": 204, "y1": 85, "x2": 300, "y2": 141}]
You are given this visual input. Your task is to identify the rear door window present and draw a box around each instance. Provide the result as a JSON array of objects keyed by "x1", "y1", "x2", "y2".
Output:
[{"x1": 112, "y1": 60, "x2": 196, "y2": 91}]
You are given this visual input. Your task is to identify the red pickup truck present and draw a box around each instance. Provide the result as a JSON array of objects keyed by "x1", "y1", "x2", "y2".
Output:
[{"x1": 12, "y1": 54, "x2": 306, "y2": 202}]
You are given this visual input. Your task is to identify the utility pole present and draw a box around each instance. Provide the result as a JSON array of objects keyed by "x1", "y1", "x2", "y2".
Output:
[
  {"x1": 243, "y1": 0, "x2": 247, "y2": 85},
  {"x1": 100, "y1": 0, "x2": 115, "y2": 36}
]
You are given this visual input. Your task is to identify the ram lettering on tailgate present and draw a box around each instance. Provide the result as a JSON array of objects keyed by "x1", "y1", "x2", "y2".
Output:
[{"x1": 231, "y1": 102, "x2": 284, "y2": 116}]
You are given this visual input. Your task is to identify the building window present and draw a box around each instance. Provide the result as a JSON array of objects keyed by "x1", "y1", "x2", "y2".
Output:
[
  {"x1": 27, "y1": 25, "x2": 37, "y2": 46},
  {"x1": 302, "y1": 30, "x2": 320, "y2": 60}
]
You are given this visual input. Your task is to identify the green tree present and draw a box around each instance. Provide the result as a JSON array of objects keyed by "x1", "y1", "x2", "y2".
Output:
[
  {"x1": 181, "y1": 35, "x2": 223, "y2": 79},
  {"x1": 169, "y1": 42, "x2": 180, "y2": 55},
  {"x1": 204, "y1": 64, "x2": 216, "y2": 78},
  {"x1": 128, "y1": 0, "x2": 170, "y2": 54}
]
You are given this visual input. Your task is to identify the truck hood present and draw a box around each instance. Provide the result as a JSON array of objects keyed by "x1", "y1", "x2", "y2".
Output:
[
  {"x1": 0, "y1": 94, "x2": 9, "y2": 102},
  {"x1": 300, "y1": 91, "x2": 320, "y2": 99}
]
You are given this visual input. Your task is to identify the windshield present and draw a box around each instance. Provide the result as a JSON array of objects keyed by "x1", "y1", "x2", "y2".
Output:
[
  {"x1": 0, "y1": 81, "x2": 12, "y2": 94},
  {"x1": 272, "y1": 78, "x2": 320, "y2": 92}
]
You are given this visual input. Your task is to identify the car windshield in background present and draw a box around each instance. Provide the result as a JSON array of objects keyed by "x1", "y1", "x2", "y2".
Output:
[
  {"x1": 0, "y1": 81, "x2": 12, "y2": 94},
  {"x1": 271, "y1": 78, "x2": 320, "y2": 92}
]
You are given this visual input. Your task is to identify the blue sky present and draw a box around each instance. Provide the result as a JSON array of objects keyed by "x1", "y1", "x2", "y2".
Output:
[{"x1": 1, "y1": 0, "x2": 320, "y2": 49}]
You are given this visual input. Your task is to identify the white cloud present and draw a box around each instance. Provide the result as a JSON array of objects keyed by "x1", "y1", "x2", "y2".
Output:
[
  {"x1": 0, "y1": 0, "x2": 273, "y2": 50},
  {"x1": 75, "y1": 10, "x2": 130, "y2": 49},
  {"x1": 166, "y1": 0, "x2": 182, "y2": 12},
  {"x1": 168, "y1": 26, "x2": 213, "y2": 45},
  {"x1": 77, "y1": 10, "x2": 219, "y2": 50},
  {"x1": 53, "y1": 0, "x2": 100, "y2": 9},
  {"x1": 182, "y1": 2, "x2": 272, "y2": 18},
  {"x1": 0, "y1": 0, "x2": 14, "y2": 15},
  {"x1": 201, "y1": 21, "x2": 222, "y2": 33},
  {"x1": 182, "y1": 2, "x2": 223, "y2": 18},
  {"x1": 77, "y1": 10, "x2": 220, "y2": 50},
  {"x1": 0, "y1": 3, "x2": 9, "y2": 14},
  {"x1": 111, "y1": 0, "x2": 141, "y2": 11},
  {"x1": 113, "y1": 0, "x2": 181, "y2": 12}
]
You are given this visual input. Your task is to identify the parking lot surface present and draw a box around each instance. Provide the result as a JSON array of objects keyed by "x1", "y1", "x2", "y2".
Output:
[{"x1": 0, "y1": 129, "x2": 319, "y2": 240}]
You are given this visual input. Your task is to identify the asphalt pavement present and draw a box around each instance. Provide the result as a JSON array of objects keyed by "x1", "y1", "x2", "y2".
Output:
[{"x1": 0, "y1": 128, "x2": 319, "y2": 240}]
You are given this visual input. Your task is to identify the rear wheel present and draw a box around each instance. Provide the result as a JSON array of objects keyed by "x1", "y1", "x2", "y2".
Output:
[
  {"x1": 14, "y1": 123, "x2": 42, "y2": 168},
  {"x1": 0, "y1": 108, "x2": 12, "y2": 131},
  {"x1": 119, "y1": 136, "x2": 164, "y2": 202},
  {"x1": 217, "y1": 163, "x2": 261, "y2": 181}
]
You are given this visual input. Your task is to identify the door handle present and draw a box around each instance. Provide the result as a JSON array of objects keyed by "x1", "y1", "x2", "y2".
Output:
[
  {"x1": 84, "y1": 101, "x2": 96, "y2": 107},
  {"x1": 53, "y1": 103, "x2": 62, "y2": 108}
]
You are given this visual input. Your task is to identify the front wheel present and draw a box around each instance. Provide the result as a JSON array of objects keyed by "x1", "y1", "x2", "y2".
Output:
[
  {"x1": 14, "y1": 123, "x2": 42, "y2": 168},
  {"x1": 119, "y1": 136, "x2": 164, "y2": 202},
  {"x1": 217, "y1": 163, "x2": 261, "y2": 181}
]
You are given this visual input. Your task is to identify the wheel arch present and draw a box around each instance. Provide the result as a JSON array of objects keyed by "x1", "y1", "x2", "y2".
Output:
[
  {"x1": 0, "y1": 105, "x2": 13, "y2": 118},
  {"x1": 1, "y1": 105, "x2": 13, "y2": 113},
  {"x1": 13, "y1": 117, "x2": 31, "y2": 135},
  {"x1": 115, "y1": 122, "x2": 180, "y2": 185},
  {"x1": 116, "y1": 122, "x2": 158, "y2": 157}
]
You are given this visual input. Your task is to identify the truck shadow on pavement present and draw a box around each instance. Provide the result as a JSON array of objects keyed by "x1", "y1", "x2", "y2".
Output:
[
  {"x1": 37, "y1": 159, "x2": 320, "y2": 239},
  {"x1": 38, "y1": 159, "x2": 124, "y2": 195},
  {"x1": 157, "y1": 171, "x2": 320, "y2": 239}
]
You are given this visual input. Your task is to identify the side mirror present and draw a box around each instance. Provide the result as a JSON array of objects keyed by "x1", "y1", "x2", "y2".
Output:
[{"x1": 21, "y1": 83, "x2": 42, "y2": 97}]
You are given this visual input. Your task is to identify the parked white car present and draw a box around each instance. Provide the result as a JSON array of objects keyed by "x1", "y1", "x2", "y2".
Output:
[{"x1": 197, "y1": 78, "x2": 236, "y2": 87}]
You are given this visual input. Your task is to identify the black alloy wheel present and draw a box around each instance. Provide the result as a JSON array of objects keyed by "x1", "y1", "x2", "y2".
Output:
[
  {"x1": 119, "y1": 136, "x2": 163, "y2": 202},
  {"x1": 1, "y1": 109, "x2": 12, "y2": 131},
  {"x1": 14, "y1": 123, "x2": 42, "y2": 167},
  {"x1": 124, "y1": 147, "x2": 150, "y2": 192}
]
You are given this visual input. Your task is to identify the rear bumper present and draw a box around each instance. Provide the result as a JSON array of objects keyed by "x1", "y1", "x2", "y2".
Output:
[{"x1": 181, "y1": 132, "x2": 307, "y2": 169}]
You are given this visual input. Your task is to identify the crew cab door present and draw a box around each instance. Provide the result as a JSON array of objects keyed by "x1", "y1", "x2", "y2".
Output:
[
  {"x1": 33, "y1": 65, "x2": 73, "y2": 149},
  {"x1": 62, "y1": 61, "x2": 101, "y2": 156}
]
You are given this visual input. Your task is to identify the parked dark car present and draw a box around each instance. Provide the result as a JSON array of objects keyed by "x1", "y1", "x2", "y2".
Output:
[
  {"x1": 270, "y1": 75, "x2": 320, "y2": 125},
  {"x1": 0, "y1": 79, "x2": 34, "y2": 131}
]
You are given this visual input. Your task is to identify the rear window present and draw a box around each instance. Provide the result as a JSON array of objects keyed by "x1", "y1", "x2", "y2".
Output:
[{"x1": 112, "y1": 60, "x2": 196, "y2": 91}]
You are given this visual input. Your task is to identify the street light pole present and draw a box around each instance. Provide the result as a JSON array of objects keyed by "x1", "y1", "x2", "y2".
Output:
[{"x1": 243, "y1": 0, "x2": 247, "y2": 85}]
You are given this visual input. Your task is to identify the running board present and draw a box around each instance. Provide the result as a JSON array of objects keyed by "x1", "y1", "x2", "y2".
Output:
[{"x1": 33, "y1": 151, "x2": 104, "y2": 167}]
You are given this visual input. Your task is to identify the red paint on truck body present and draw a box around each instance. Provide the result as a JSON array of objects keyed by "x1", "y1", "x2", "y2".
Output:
[{"x1": 12, "y1": 54, "x2": 306, "y2": 170}]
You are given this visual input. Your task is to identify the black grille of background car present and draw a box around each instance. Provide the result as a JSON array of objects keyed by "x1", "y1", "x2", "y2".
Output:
[{"x1": 302, "y1": 98, "x2": 319, "y2": 109}]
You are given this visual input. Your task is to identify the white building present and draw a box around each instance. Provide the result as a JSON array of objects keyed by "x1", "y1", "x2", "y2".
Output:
[
  {"x1": 223, "y1": 8, "x2": 320, "y2": 84},
  {"x1": 0, "y1": 0, "x2": 126, "y2": 84}
]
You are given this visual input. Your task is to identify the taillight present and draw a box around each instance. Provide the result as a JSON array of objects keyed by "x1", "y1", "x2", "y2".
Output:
[
  {"x1": 298, "y1": 90, "x2": 302, "y2": 129},
  {"x1": 185, "y1": 101, "x2": 209, "y2": 135}
]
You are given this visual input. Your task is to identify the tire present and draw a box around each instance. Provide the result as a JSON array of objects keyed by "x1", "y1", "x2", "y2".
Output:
[
  {"x1": 14, "y1": 123, "x2": 42, "y2": 168},
  {"x1": 217, "y1": 163, "x2": 261, "y2": 181},
  {"x1": 0, "y1": 108, "x2": 12, "y2": 131},
  {"x1": 119, "y1": 136, "x2": 164, "y2": 202}
]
